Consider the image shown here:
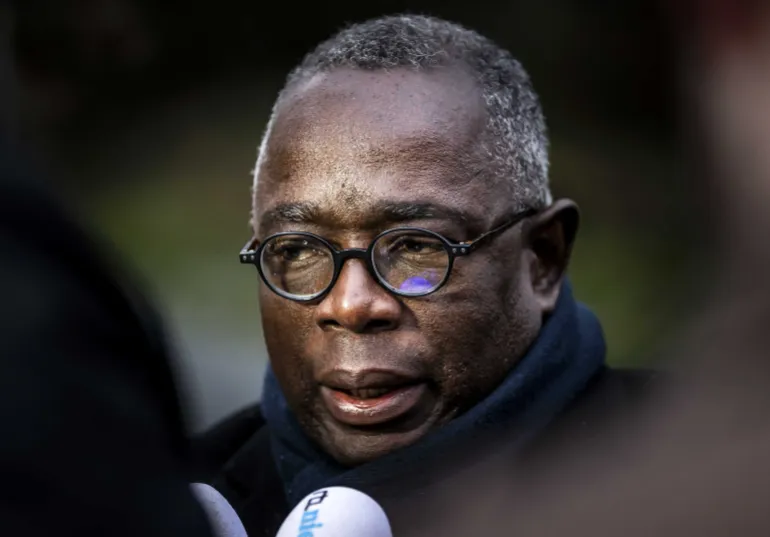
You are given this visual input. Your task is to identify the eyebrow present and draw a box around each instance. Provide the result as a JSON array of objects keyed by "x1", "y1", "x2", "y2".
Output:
[{"x1": 259, "y1": 199, "x2": 478, "y2": 232}]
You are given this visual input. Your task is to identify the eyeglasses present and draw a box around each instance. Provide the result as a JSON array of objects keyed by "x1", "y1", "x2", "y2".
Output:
[{"x1": 239, "y1": 209, "x2": 536, "y2": 302}]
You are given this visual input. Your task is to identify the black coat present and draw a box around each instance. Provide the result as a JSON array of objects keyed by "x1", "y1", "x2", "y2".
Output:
[
  {"x1": 194, "y1": 366, "x2": 656, "y2": 537},
  {"x1": 0, "y1": 146, "x2": 213, "y2": 537}
]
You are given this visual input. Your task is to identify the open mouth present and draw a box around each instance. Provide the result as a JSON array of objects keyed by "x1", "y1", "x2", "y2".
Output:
[{"x1": 319, "y1": 373, "x2": 429, "y2": 427}]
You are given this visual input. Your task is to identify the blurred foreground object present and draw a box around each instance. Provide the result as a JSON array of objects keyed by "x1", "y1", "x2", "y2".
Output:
[{"x1": 0, "y1": 139, "x2": 212, "y2": 536}]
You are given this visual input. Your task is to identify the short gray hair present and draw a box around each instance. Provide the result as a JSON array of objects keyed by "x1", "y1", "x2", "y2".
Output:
[{"x1": 252, "y1": 14, "x2": 552, "y2": 226}]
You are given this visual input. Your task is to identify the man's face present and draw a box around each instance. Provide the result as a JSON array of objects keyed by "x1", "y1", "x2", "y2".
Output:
[{"x1": 253, "y1": 67, "x2": 566, "y2": 465}]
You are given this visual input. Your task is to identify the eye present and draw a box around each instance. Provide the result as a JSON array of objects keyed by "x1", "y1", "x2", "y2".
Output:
[
  {"x1": 389, "y1": 236, "x2": 444, "y2": 255},
  {"x1": 269, "y1": 239, "x2": 322, "y2": 261}
]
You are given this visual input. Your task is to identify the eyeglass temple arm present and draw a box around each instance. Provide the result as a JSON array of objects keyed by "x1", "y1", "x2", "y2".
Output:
[
  {"x1": 455, "y1": 209, "x2": 536, "y2": 253},
  {"x1": 241, "y1": 237, "x2": 260, "y2": 253},
  {"x1": 446, "y1": 232, "x2": 502, "y2": 256}
]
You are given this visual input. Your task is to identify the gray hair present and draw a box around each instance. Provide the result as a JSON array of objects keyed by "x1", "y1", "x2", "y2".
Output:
[{"x1": 252, "y1": 14, "x2": 552, "y2": 227}]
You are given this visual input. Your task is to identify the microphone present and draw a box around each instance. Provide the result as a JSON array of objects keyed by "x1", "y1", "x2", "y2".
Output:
[
  {"x1": 191, "y1": 483, "x2": 248, "y2": 537},
  {"x1": 276, "y1": 486, "x2": 392, "y2": 537}
]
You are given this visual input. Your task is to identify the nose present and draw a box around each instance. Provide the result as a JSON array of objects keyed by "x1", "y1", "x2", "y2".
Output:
[{"x1": 314, "y1": 259, "x2": 402, "y2": 333}]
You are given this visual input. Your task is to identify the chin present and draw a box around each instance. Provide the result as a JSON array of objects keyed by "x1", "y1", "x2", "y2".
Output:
[{"x1": 320, "y1": 421, "x2": 436, "y2": 467}]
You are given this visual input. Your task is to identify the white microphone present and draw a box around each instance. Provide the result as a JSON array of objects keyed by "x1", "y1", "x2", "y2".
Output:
[
  {"x1": 191, "y1": 483, "x2": 248, "y2": 537},
  {"x1": 276, "y1": 486, "x2": 392, "y2": 537}
]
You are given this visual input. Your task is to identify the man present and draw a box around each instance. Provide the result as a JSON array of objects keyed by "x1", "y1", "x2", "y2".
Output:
[
  {"x1": 196, "y1": 14, "x2": 652, "y2": 536},
  {"x1": 0, "y1": 139, "x2": 214, "y2": 536}
]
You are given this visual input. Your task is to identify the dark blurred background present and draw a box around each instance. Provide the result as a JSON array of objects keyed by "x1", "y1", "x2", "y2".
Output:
[{"x1": 5, "y1": 1, "x2": 702, "y2": 430}]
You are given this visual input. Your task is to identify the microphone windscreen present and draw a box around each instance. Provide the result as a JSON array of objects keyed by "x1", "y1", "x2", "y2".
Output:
[
  {"x1": 191, "y1": 483, "x2": 248, "y2": 537},
  {"x1": 276, "y1": 486, "x2": 392, "y2": 537}
]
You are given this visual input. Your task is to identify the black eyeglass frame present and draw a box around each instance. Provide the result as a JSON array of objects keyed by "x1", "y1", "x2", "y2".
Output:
[{"x1": 239, "y1": 209, "x2": 536, "y2": 302}]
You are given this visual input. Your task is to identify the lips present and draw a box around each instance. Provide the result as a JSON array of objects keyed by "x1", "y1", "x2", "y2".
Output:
[{"x1": 319, "y1": 370, "x2": 428, "y2": 427}]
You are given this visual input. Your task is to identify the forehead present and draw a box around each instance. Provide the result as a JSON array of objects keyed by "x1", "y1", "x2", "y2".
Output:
[{"x1": 255, "y1": 67, "x2": 505, "y2": 232}]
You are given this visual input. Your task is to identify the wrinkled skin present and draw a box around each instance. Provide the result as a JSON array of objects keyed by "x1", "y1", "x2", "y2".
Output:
[{"x1": 253, "y1": 66, "x2": 578, "y2": 466}]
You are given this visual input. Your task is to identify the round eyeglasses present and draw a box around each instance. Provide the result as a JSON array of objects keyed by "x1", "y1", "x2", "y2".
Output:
[{"x1": 239, "y1": 209, "x2": 535, "y2": 302}]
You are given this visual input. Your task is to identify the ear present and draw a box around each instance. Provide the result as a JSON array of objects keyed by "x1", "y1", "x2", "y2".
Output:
[{"x1": 523, "y1": 199, "x2": 579, "y2": 313}]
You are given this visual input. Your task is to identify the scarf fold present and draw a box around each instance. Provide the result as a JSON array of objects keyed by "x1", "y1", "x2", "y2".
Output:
[{"x1": 261, "y1": 281, "x2": 606, "y2": 506}]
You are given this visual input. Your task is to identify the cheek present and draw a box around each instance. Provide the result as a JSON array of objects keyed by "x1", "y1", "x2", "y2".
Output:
[
  {"x1": 416, "y1": 283, "x2": 504, "y2": 364},
  {"x1": 414, "y1": 295, "x2": 506, "y2": 415},
  {"x1": 259, "y1": 285, "x2": 312, "y2": 340},
  {"x1": 416, "y1": 253, "x2": 534, "y2": 406},
  {"x1": 259, "y1": 293, "x2": 316, "y2": 399}
]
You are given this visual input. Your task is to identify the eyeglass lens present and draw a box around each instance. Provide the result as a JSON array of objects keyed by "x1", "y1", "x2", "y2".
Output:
[
  {"x1": 372, "y1": 229, "x2": 449, "y2": 295},
  {"x1": 259, "y1": 230, "x2": 451, "y2": 299},
  {"x1": 261, "y1": 235, "x2": 335, "y2": 299}
]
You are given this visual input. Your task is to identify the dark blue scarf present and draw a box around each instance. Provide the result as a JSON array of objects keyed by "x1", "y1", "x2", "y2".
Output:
[{"x1": 261, "y1": 282, "x2": 606, "y2": 507}]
